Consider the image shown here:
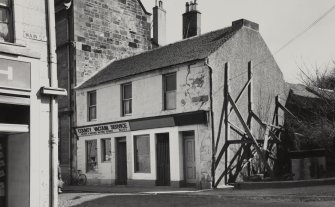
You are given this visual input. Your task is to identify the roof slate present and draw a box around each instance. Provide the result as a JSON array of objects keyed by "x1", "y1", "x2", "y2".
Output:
[{"x1": 77, "y1": 26, "x2": 238, "y2": 90}]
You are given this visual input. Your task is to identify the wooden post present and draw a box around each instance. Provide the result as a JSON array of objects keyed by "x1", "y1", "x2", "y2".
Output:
[
  {"x1": 224, "y1": 62, "x2": 230, "y2": 184},
  {"x1": 275, "y1": 95, "x2": 279, "y2": 126},
  {"x1": 247, "y1": 61, "x2": 253, "y2": 177}
]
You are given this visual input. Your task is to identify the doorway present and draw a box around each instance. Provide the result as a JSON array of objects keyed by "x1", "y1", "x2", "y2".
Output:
[
  {"x1": 115, "y1": 137, "x2": 127, "y2": 185},
  {"x1": 156, "y1": 133, "x2": 170, "y2": 186},
  {"x1": 183, "y1": 131, "x2": 196, "y2": 186},
  {"x1": 0, "y1": 137, "x2": 6, "y2": 207}
]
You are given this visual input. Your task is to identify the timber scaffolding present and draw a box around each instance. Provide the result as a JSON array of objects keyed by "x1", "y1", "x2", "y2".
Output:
[{"x1": 212, "y1": 61, "x2": 297, "y2": 188}]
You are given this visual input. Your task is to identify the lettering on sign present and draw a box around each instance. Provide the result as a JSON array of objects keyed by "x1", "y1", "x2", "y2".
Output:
[
  {"x1": 23, "y1": 31, "x2": 47, "y2": 42},
  {"x1": 0, "y1": 66, "x2": 13, "y2": 80},
  {"x1": 0, "y1": 58, "x2": 31, "y2": 89},
  {"x1": 76, "y1": 122, "x2": 130, "y2": 137}
]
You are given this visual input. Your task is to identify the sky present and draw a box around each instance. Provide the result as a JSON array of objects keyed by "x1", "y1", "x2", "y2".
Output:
[{"x1": 140, "y1": 0, "x2": 335, "y2": 83}]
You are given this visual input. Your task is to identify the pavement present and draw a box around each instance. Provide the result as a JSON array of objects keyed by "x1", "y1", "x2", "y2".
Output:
[{"x1": 62, "y1": 184, "x2": 335, "y2": 202}]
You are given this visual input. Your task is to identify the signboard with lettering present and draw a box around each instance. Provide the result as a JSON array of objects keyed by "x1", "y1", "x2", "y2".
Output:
[
  {"x1": 0, "y1": 58, "x2": 31, "y2": 89},
  {"x1": 76, "y1": 122, "x2": 130, "y2": 137}
]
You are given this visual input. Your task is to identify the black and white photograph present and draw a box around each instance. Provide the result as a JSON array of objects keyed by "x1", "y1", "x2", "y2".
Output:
[{"x1": 0, "y1": 0, "x2": 335, "y2": 206}]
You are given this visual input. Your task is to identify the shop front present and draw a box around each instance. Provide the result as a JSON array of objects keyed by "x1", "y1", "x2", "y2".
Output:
[
  {"x1": 75, "y1": 111, "x2": 212, "y2": 188},
  {"x1": 0, "y1": 58, "x2": 31, "y2": 207}
]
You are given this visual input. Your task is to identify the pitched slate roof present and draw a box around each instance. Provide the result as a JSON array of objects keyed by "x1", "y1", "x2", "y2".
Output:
[{"x1": 77, "y1": 26, "x2": 239, "y2": 90}]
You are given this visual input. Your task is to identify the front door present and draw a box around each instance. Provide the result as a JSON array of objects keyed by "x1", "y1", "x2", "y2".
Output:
[
  {"x1": 116, "y1": 138, "x2": 127, "y2": 185},
  {"x1": 156, "y1": 133, "x2": 170, "y2": 186},
  {"x1": 0, "y1": 137, "x2": 6, "y2": 207},
  {"x1": 183, "y1": 132, "x2": 196, "y2": 185}
]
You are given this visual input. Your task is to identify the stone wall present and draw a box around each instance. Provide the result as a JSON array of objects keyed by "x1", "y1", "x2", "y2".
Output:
[{"x1": 73, "y1": 0, "x2": 152, "y2": 84}]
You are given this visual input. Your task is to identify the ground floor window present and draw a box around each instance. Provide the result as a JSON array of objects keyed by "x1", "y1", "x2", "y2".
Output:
[
  {"x1": 101, "y1": 138, "x2": 111, "y2": 162},
  {"x1": 86, "y1": 140, "x2": 97, "y2": 172},
  {"x1": 134, "y1": 135, "x2": 150, "y2": 173}
]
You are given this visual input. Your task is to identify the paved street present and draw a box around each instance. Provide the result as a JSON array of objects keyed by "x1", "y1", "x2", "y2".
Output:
[
  {"x1": 59, "y1": 193, "x2": 335, "y2": 207},
  {"x1": 59, "y1": 185, "x2": 335, "y2": 207}
]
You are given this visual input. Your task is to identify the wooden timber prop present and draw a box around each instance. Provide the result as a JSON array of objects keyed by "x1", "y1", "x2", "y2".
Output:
[{"x1": 212, "y1": 61, "x2": 298, "y2": 188}]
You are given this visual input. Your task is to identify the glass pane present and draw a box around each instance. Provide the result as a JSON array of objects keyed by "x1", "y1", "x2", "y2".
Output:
[
  {"x1": 123, "y1": 100, "x2": 132, "y2": 114},
  {"x1": 89, "y1": 91, "x2": 96, "y2": 105},
  {"x1": 89, "y1": 106, "x2": 96, "y2": 120},
  {"x1": 165, "y1": 91, "x2": 176, "y2": 110},
  {"x1": 0, "y1": 0, "x2": 9, "y2": 6},
  {"x1": 123, "y1": 84, "x2": 132, "y2": 99},
  {"x1": 102, "y1": 139, "x2": 111, "y2": 161},
  {"x1": 165, "y1": 73, "x2": 176, "y2": 91},
  {"x1": 0, "y1": 22, "x2": 9, "y2": 42},
  {"x1": 0, "y1": 8, "x2": 8, "y2": 23},
  {"x1": 134, "y1": 135, "x2": 150, "y2": 173},
  {"x1": 86, "y1": 140, "x2": 98, "y2": 172}
]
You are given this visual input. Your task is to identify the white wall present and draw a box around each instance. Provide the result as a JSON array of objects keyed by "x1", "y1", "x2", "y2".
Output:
[
  {"x1": 76, "y1": 61, "x2": 210, "y2": 127},
  {"x1": 77, "y1": 125, "x2": 205, "y2": 184}
]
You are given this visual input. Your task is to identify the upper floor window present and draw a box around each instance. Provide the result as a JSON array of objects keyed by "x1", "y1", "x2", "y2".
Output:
[
  {"x1": 163, "y1": 73, "x2": 176, "y2": 110},
  {"x1": 0, "y1": 0, "x2": 13, "y2": 42},
  {"x1": 122, "y1": 83, "x2": 132, "y2": 116},
  {"x1": 88, "y1": 91, "x2": 97, "y2": 121}
]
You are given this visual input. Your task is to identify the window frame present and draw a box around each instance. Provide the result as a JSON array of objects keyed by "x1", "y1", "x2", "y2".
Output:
[
  {"x1": 0, "y1": 0, "x2": 14, "y2": 43},
  {"x1": 85, "y1": 139, "x2": 98, "y2": 173},
  {"x1": 121, "y1": 83, "x2": 132, "y2": 116},
  {"x1": 87, "y1": 90, "x2": 97, "y2": 121},
  {"x1": 163, "y1": 73, "x2": 177, "y2": 110},
  {"x1": 133, "y1": 134, "x2": 151, "y2": 173},
  {"x1": 101, "y1": 138, "x2": 111, "y2": 162}
]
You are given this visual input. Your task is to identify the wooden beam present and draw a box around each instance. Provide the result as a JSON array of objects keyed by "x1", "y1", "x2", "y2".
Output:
[
  {"x1": 215, "y1": 143, "x2": 244, "y2": 187},
  {"x1": 228, "y1": 93, "x2": 273, "y2": 176},
  {"x1": 228, "y1": 77, "x2": 252, "y2": 116},
  {"x1": 229, "y1": 121, "x2": 246, "y2": 137},
  {"x1": 214, "y1": 142, "x2": 229, "y2": 169},
  {"x1": 224, "y1": 62, "x2": 230, "y2": 184}
]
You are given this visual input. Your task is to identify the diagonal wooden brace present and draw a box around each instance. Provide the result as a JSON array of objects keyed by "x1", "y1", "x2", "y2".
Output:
[{"x1": 228, "y1": 93, "x2": 273, "y2": 177}]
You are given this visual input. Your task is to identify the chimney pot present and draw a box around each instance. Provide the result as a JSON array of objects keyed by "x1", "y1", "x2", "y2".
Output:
[
  {"x1": 186, "y1": 2, "x2": 189, "y2": 12},
  {"x1": 155, "y1": 0, "x2": 158, "y2": 6},
  {"x1": 190, "y1": 1, "x2": 193, "y2": 11},
  {"x1": 159, "y1": 0, "x2": 163, "y2": 8}
]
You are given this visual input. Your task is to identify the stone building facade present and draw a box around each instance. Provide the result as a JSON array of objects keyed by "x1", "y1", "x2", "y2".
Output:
[
  {"x1": 74, "y1": 18, "x2": 286, "y2": 188},
  {"x1": 0, "y1": 0, "x2": 64, "y2": 206},
  {"x1": 55, "y1": 0, "x2": 152, "y2": 177}
]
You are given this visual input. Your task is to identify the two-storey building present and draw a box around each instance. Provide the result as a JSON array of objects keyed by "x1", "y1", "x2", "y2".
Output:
[{"x1": 74, "y1": 15, "x2": 286, "y2": 188}]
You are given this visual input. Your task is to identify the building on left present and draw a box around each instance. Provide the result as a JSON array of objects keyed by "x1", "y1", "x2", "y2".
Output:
[{"x1": 0, "y1": 0, "x2": 65, "y2": 207}]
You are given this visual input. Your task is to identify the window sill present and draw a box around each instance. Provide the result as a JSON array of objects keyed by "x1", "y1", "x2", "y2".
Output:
[{"x1": 0, "y1": 41, "x2": 41, "y2": 59}]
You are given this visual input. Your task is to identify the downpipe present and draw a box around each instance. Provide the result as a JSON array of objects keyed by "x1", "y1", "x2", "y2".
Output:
[
  {"x1": 46, "y1": 0, "x2": 59, "y2": 207},
  {"x1": 205, "y1": 58, "x2": 216, "y2": 188}
]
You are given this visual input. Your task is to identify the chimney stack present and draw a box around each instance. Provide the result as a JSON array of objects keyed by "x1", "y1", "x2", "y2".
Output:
[
  {"x1": 153, "y1": 0, "x2": 166, "y2": 47},
  {"x1": 183, "y1": 0, "x2": 201, "y2": 39}
]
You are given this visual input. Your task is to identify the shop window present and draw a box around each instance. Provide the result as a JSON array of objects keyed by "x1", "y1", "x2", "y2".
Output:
[
  {"x1": 101, "y1": 138, "x2": 111, "y2": 162},
  {"x1": 163, "y1": 73, "x2": 176, "y2": 110},
  {"x1": 134, "y1": 135, "x2": 150, "y2": 173},
  {"x1": 86, "y1": 140, "x2": 98, "y2": 173},
  {"x1": 122, "y1": 83, "x2": 132, "y2": 116},
  {"x1": 87, "y1": 90, "x2": 97, "y2": 121},
  {"x1": 0, "y1": 0, "x2": 13, "y2": 42}
]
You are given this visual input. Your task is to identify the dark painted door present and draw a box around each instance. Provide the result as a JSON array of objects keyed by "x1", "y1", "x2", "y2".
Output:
[
  {"x1": 156, "y1": 133, "x2": 170, "y2": 186},
  {"x1": 0, "y1": 138, "x2": 6, "y2": 207},
  {"x1": 183, "y1": 132, "x2": 196, "y2": 185},
  {"x1": 116, "y1": 138, "x2": 127, "y2": 185}
]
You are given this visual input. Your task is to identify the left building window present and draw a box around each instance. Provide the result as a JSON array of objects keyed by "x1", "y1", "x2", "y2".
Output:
[
  {"x1": 86, "y1": 140, "x2": 98, "y2": 173},
  {"x1": 0, "y1": 0, "x2": 13, "y2": 42},
  {"x1": 88, "y1": 91, "x2": 97, "y2": 121}
]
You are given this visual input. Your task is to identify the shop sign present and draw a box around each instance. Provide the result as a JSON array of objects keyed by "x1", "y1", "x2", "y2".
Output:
[
  {"x1": 76, "y1": 122, "x2": 130, "y2": 137},
  {"x1": 0, "y1": 59, "x2": 31, "y2": 89}
]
